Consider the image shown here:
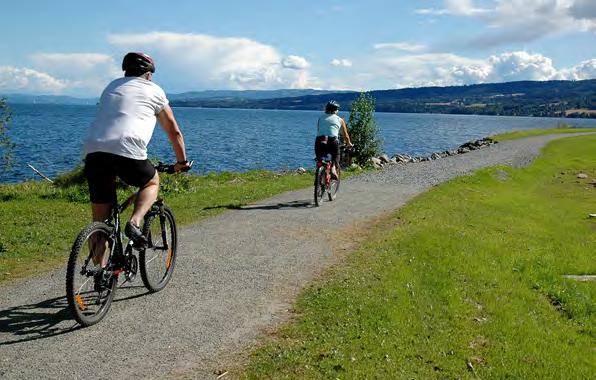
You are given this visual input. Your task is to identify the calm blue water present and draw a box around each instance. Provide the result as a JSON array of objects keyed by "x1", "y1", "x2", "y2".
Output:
[{"x1": 2, "y1": 103, "x2": 596, "y2": 183}]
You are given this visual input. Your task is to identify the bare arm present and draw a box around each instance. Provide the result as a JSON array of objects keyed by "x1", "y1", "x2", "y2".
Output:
[
  {"x1": 340, "y1": 118, "x2": 352, "y2": 146},
  {"x1": 157, "y1": 104, "x2": 188, "y2": 170}
]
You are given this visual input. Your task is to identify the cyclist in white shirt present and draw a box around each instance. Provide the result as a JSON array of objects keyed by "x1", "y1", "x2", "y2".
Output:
[{"x1": 83, "y1": 52, "x2": 190, "y2": 252}]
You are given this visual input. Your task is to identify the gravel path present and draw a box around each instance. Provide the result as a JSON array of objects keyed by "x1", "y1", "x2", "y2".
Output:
[{"x1": 0, "y1": 133, "x2": 587, "y2": 379}]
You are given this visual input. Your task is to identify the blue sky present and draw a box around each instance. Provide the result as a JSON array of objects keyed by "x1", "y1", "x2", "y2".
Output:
[{"x1": 1, "y1": 0, "x2": 595, "y2": 97}]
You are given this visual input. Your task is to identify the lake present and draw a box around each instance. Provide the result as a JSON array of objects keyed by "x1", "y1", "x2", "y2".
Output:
[{"x1": 2, "y1": 103, "x2": 596, "y2": 184}]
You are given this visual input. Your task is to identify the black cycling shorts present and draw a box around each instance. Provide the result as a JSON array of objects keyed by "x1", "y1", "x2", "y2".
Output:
[
  {"x1": 314, "y1": 136, "x2": 340, "y2": 165},
  {"x1": 84, "y1": 152, "x2": 156, "y2": 204}
]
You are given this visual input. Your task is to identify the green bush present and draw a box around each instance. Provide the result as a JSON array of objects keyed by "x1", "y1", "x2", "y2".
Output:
[
  {"x1": 348, "y1": 93, "x2": 382, "y2": 166},
  {"x1": 54, "y1": 165, "x2": 87, "y2": 187}
]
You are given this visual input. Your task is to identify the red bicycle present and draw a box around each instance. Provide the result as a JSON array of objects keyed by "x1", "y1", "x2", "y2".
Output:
[{"x1": 314, "y1": 153, "x2": 341, "y2": 207}]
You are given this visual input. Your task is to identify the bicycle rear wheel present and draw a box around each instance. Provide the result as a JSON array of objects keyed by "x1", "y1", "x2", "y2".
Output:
[
  {"x1": 314, "y1": 166, "x2": 326, "y2": 207},
  {"x1": 140, "y1": 204, "x2": 177, "y2": 292},
  {"x1": 328, "y1": 166, "x2": 340, "y2": 201},
  {"x1": 66, "y1": 222, "x2": 117, "y2": 327}
]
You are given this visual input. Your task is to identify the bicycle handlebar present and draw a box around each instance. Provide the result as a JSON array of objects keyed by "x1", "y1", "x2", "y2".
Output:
[{"x1": 155, "y1": 160, "x2": 194, "y2": 174}]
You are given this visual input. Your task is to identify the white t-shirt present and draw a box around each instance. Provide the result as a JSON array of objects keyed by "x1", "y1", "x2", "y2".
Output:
[{"x1": 83, "y1": 77, "x2": 169, "y2": 160}]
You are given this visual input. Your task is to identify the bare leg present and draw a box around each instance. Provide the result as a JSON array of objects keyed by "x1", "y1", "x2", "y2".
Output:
[
  {"x1": 130, "y1": 171, "x2": 160, "y2": 227},
  {"x1": 90, "y1": 203, "x2": 112, "y2": 267}
]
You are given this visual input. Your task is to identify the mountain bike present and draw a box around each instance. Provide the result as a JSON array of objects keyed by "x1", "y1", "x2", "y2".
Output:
[{"x1": 66, "y1": 161, "x2": 192, "y2": 327}]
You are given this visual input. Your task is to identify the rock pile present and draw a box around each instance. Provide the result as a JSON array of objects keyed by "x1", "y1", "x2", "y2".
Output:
[{"x1": 368, "y1": 137, "x2": 498, "y2": 169}]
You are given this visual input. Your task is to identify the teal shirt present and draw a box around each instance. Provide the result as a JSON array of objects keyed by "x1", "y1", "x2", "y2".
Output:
[{"x1": 317, "y1": 113, "x2": 342, "y2": 137}]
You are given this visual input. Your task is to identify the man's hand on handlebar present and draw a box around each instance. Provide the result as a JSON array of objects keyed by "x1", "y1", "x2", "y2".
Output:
[
  {"x1": 174, "y1": 160, "x2": 193, "y2": 173},
  {"x1": 155, "y1": 160, "x2": 194, "y2": 174}
]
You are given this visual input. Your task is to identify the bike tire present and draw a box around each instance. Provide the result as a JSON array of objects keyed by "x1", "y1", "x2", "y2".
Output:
[
  {"x1": 328, "y1": 167, "x2": 341, "y2": 201},
  {"x1": 66, "y1": 222, "x2": 117, "y2": 327},
  {"x1": 140, "y1": 204, "x2": 178, "y2": 292},
  {"x1": 314, "y1": 166, "x2": 326, "y2": 207}
]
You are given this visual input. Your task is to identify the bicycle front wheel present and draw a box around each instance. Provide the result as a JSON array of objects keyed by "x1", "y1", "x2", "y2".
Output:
[
  {"x1": 314, "y1": 166, "x2": 326, "y2": 207},
  {"x1": 66, "y1": 222, "x2": 117, "y2": 327},
  {"x1": 140, "y1": 205, "x2": 178, "y2": 292}
]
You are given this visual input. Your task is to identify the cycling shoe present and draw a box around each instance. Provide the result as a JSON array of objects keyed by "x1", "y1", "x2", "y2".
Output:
[{"x1": 124, "y1": 221, "x2": 148, "y2": 248}]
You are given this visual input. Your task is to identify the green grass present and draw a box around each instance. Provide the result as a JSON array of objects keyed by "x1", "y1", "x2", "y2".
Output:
[
  {"x1": 0, "y1": 168, "x2": 333, "y2": 283},
  {"x1": 491, "y1": 126, "x2": 596, "y2": 141},
  {"x1": 242, "y1": 134, "x2": 596, "y2": 379}
]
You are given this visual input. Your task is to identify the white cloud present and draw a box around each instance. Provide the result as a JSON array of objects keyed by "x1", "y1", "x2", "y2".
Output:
[
  {"x1": 484, "y1": 51, "x2": 559, "y2": 81},
  {"x1": 557, "y1": 58, "x2": 596, "y2": 80},
  {"x1": 108, "y1": 32, "x2": 317, "y2": 90},
  {"x1": 29, "y1": 53, "x2": 121, "y2": 94},
  {"x1": 415, "y1": 0, "x2": 489, "y2": 16},
  {"x1": 330, "y1": 58, "x2": 353, "y2": 67},
  {"x1": 281, "y1": 55, "x2": 310, "y2": 70},
  {"x1": 0, "y1": 66, "x2": 67, "y2": 94},
  {"x1": 416, "y1": 0, "x2": 596, "y2": 48},
  {"x1": 363, "y1": 50, "x2": 595, "y2": 89},
  {"x1": 373, "y1": 42, "x2": 427, "y2": 52},
  {"x1": 415, "y1": 8, "x2": 449, "y2": 16},
  {"x1": 375, "y1": 53, "x2": 485, "y2": 87},
  {"x1": 30, "y1": 53, "x2": 119, "y2": 77}
]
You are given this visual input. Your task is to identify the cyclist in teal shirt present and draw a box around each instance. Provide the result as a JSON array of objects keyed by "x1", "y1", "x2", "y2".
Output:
[{"x1": 315, "y1": 100, "x2": 353, "y2": 177}]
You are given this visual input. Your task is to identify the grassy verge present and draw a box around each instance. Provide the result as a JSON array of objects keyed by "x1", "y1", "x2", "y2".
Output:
[
  {"x1": 0, "y1": 168, "x2": 342, "y2": 284},
  {"x1": 242, "y1": 134, "x2": 596, "y2": 379},
  {"x1": 491, "y1": 126, "x2": 596, "y2": 141}
]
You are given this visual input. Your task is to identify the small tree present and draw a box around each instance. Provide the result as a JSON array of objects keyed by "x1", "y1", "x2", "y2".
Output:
[
  {"x1": 0, "y1": 98, "x2": 15, "y2": 171},
  {"x1": 348, "y1": 92, "x2": 382, "y2": 166}
]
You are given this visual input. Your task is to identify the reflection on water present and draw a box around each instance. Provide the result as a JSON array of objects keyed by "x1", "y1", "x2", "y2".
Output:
[{"x1": 3, "y1": 104, "x2": 596, "y2": 183}]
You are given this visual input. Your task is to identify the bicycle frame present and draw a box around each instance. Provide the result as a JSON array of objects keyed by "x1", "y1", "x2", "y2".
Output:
[
  {"x1": 105, "y1": 193, "x2": 169, "y2": 268},
  {"x1": 316, "y1": 159, "x2": 333, "y2": 187}
]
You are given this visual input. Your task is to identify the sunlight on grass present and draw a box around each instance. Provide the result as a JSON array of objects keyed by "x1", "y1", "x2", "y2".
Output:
[
  {"x1": 491, "y1": 126, "x2": 596, "y2": 141},
  {"x1": 242, "y1": 135, "x2": 596, "y2": 379}
]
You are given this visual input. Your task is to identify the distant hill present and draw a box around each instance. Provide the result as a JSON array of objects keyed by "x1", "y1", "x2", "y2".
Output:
[
  {"x1": 168, "y1": 89, "x2": 353, "y2": 101},
  {"x1": 2, "y1": 94, "x2": 98, "y2": 105},
  {"x1": 2, "y1": 88, "x2": 351, "y2": 106},
  {"x1": 4, "y1": 81, "x2": 594, "y2": 118},
  {"x1": 171, "y1": 80, "x2": 596, "y2": 118}
]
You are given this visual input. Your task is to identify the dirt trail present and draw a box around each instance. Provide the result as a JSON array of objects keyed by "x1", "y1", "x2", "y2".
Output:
[{"x1": 0, "y1": 134, "x2": 585, "y2": 379}]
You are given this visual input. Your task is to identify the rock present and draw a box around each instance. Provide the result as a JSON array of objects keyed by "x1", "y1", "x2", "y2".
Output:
[
  {"x1": 369, "y1": 157, "x2": 383, "y2": 168},
  {"x1": 349, "y1": 163, "x2": 362, "y2": 170},
  {"x1": 295, "y1": 167, "x2": 307, "y2": 174},
  {"x1": 379, "y1": 154, "x2": 391, "y2": 164},
  {"x1": 458, "y1": 147, "x2": 470, "y2": 154},
  {"x1": 431, "y1": 153, "x2": 442, "y2": 160},
  {"x1": 394, "y1": 154, "x2": 411, "y2": 163},
  {"x1": 577, "y1": 173, "x2": 588, "y2": 179}
]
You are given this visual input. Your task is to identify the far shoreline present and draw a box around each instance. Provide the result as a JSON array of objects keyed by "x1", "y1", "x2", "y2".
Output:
[{"x1": 5, "y1": 102, "x2": 596, "y2": 120}]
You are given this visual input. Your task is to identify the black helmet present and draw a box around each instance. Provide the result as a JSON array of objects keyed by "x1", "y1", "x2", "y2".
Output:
[
  {"x1": 325, "y1": 100, "x2": 340, "y2": 112},
  {"x1": 122, "y1": 52, "x2": 155, "y2": 75}
]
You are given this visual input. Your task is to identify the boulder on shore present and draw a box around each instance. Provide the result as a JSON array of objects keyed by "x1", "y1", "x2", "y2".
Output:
[
  {"x1": 369, "y1": 157, "x2": 383, "y2": 169},
  {"x1": 379, "y1": 154, "x2": 391, "y2": 164}
]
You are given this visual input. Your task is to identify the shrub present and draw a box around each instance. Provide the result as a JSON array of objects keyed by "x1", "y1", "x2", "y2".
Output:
[
  {"x1": 54, "y1": 165, "x2": 87, "y2": 188},
  {"x1": 348, "y1": 93, "x2": 382, "y2": 166}
]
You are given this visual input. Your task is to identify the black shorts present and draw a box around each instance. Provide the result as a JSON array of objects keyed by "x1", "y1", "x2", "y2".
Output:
[
  {"x1": 84, "y1": 152, "x2": 156, "y2": 204},
  {"x1": 314, "y1": 136, "x2": 340, "y2": 165}
]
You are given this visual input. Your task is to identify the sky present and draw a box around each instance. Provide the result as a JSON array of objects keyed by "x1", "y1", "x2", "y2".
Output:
[{"x1": 1, "y1": 0, "x2": 595, "y2": 97}]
